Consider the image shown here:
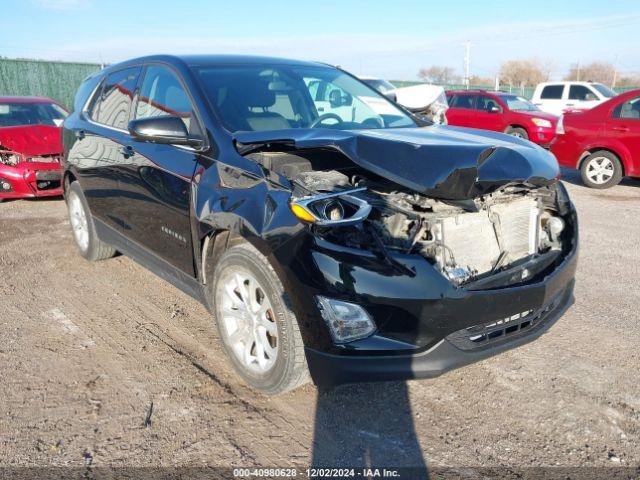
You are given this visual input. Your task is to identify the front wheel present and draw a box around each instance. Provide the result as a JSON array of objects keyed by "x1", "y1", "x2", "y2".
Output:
[
  {"x1": 580, "y1": 151, "x2": 623, "y2": 189},
  {"x1": 211, "y1": 243, "x2": 309, "y2": 395},
  {"x1": 505, "y1": 126, "x2": 529, "y2": 140}
]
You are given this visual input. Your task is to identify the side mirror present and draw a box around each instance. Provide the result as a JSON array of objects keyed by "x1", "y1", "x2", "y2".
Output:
[
  {"x1": 489, "y1": 105, "x2": 501, "y2": 113},
  {"x1": 128, "y1": 115, "x2": 202, "y2": 147}
]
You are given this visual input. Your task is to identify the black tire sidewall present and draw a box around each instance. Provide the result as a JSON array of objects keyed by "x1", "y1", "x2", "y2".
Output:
[
  {"x1": 580, "y1": 151, "x2": 623, "y2": 189},
  {"x1": 211, "y1": 245, "x2": 299, "y2": 394}
]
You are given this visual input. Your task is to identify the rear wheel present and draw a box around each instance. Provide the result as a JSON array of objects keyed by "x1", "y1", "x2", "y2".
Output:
[
  {"x1": 580, "y1": 151, "x2": 623, "y2": 189},
  {"x1": 505, "y1": 126, "x2": 529, "y2": 140},
  {"x1": 211, "y1": 243, "x2": 309, "y2": 395},
  {"x1": 66, "y1": 181, "x2": 116, "y2": 261}
]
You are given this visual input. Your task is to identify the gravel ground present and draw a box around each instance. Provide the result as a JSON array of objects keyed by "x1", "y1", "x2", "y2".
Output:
[{"x1": 0, "y1": 168, "x2": 639, "y2": 479}]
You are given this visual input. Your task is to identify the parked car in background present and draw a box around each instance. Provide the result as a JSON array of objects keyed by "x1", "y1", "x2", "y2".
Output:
[
  {"x1": 0, "y1": 96, "x2": 67, "y2": 201},
  {"x1": 551, "y1": 89, "x2": 640, "y2": 189},
  {"x1": 360, "y1": 76, "x2": 449, "y2": 124},
  {"x1": 446, "y1": 90, "x2": 558, "y2": 146},
  {"x1": 531, "y1": 81, "x2": 617, "y2": 116},
  {"x1": 61, "y1": 55, "x2": 576, "y2": 394}
]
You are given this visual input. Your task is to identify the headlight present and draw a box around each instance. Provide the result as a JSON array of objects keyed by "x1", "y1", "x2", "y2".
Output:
[
  {"x1": 556, "y1": 115, "x2": 565, "y2": 135},
  {"x1": 315, "y1": 296, "x2": 376, "y2": 343},
  {"x1": 531, "y1": 118, "x2": 553, "y2": 128},
  {"x1": 289, "y1": 187, "x2": 372, "y2": 226}
]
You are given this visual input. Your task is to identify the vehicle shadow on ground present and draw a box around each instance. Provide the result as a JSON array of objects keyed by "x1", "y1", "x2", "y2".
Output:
[
  {"x1": 560, "y1": 167, "x2": 640, "y2": 189},
  {"x1": 311, "y1": 381, "x2": 428, "y2": 477}
]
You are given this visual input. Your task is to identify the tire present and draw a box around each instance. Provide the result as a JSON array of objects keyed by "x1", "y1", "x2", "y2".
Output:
[
  {"x1": 210, "y1": 243, "x2": 309, "y2": 395},
  {"x1": 580, "y1": 151, "x2": 623, "y2": 189},
  {"x1": 66, "y1": 181, "x2": 116, "y2": 261},
  {"x1": 505, "y1": 126, "x2": 529, "y2": 140}
]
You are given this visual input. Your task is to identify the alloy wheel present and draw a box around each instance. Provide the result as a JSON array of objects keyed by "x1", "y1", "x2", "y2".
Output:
[
  {"x1": 68, "y1": 192, "x2": 89, "y2": 252},
  {"x1": 219, "y1": 271, "x2": 278, "y2": 373}
]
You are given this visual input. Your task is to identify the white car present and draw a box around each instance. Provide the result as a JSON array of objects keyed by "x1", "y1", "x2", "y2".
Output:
[
  {"x1": 531, "y1": 81, "x2": 617, "y2": 116},
  {"x1": 360, "y1": 77, "x2": 449, "y2": 124}
]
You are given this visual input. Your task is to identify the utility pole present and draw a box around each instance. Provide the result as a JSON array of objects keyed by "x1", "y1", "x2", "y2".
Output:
[
  {"x1": 576, "y1": 61, "x2": 581, "y2": 81},
  {"x1": 463, "y1": 41, "x2": 472, "y2": 89}
]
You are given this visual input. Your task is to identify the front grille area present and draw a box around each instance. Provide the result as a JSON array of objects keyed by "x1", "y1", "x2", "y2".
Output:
[
  {"x1": 439, "y1": 197, "x2": 539, "y2": 276},
  {"x1": 446, "y1": 293, "x2": 564, "y2": 351}
]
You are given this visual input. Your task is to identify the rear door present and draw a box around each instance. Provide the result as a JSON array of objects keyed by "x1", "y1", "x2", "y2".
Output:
[
  {"x1": 445, "y1": 93, "x2": 477, "y2": 127},
  {"x1": 70, "y1": 66, "x2": 141, "y2": 231},
  {"x1": 117, "y1": 64, "x2": 202, "y2": 275},
  {"x1": 474, "y1": 95, "x2": 505, "y2": 132},
  {"x1": 607, "y1": 95, "x2": 640, "y2": 175}
]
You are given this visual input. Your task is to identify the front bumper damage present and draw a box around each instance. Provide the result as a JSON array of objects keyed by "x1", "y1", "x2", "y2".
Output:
[
  {"x1": 281, "y1": 212, "x2": 577, "y2": 388},
  {"x1": 0, "y1": 157, "x2": 63, "y2": 199}
]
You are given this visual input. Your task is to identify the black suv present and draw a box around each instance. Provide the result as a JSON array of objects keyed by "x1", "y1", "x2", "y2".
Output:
[{"x1": 62, "y1": 55, "x2": 578, "y2": 394}]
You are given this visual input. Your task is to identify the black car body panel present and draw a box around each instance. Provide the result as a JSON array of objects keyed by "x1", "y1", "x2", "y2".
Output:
[
  {"x1": 235, "y1": 126, "x2": 560, "y2": 200},
  {"x1": 62, "y1": 55, "x2": 578, "y2": 388}
]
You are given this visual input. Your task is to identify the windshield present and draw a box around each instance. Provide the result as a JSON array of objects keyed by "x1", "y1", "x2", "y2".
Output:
[
  {"x1": 194, "y1": 65, "x2": 416, "y2": 133},
  {"x1": 0, "y1": 102, "x2": 67, "y2": 127},
  {"x1": 362, "y1": 78, "x2": 396, "y2": 93},
  {"x1": 498, "y1": 95, "x2": 540, "y2": 112},
  {"x1": 591, "y1": 83, "x2": 617, "y2": 98}
]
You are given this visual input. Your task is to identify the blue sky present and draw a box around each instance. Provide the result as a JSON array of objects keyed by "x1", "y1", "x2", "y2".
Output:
[{"x1": 2, "y1": 0, "x2": 640, "y2": 80}]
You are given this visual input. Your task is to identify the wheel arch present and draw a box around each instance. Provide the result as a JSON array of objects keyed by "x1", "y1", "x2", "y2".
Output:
[{"x1": 577, "y1": 147, "x2": 627, "y2": 176}]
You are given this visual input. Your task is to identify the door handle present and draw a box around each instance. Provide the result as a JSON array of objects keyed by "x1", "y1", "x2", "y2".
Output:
[
  {"x1": 119, "y1": 145, "x2": 134, "y2": 158},
  {"x1": 75, "y1": 129, "x2": 85, "y2": 140},
  {"x1": 565, "y1": 103, "x2": 574, "y2": 107},
  {"x1": 612, "y1": 126, "x2": 629, "y2": 132}
]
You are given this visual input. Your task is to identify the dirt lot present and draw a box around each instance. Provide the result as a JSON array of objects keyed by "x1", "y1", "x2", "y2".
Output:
[{"x1": 1, "y1": 169, "x2": 639, "y2": 478}]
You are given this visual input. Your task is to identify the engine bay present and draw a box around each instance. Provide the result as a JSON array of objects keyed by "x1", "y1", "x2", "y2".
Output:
[{"x1": 244, "y1": 148, "x2": 571, "y2": 288}]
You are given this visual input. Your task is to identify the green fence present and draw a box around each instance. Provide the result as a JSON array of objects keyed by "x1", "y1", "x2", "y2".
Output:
[{"x1": 0, "y1": 58, "x2": 102, "y2": 110}]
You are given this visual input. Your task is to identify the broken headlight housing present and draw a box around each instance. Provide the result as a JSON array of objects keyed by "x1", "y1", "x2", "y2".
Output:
[{"x1": 289, "y1": 187, "x2": 372, "y2": 226}]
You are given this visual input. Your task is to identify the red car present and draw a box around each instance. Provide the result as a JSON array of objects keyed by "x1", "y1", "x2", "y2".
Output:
[
  {"x1": 446, "y1": 90, "x2": 559, "y2": 147},
  {"x1": 0, "y1": 96, "x2": 68, "y2": 201},
  {"x1": 551, "y1": 89, "x2": 640, "y2": 189}
]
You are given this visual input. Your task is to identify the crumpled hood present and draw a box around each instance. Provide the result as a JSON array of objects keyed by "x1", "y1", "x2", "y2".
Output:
[
  {"x1": 0, "y1": 125, "x2": 62, "y2": 156},
  {"x1": 235, "y1": 125, "x2": 560, "y2": 200}
]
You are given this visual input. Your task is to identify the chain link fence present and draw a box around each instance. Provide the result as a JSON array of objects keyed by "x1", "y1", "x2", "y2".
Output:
[{"x1": 0, "y1": 58, "x2": 102, "y2": 110}]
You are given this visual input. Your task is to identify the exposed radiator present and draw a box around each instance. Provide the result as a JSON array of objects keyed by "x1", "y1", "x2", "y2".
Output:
[{"x1": 438, "y1": 197, "x2": 539, "y2": 276}]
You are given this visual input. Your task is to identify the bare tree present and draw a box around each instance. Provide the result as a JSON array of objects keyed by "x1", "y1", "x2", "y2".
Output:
[
  {"x1": 418, "y1": 66, "x2": 458, "y2": 84},
  {"x1": 617, "y1": 75, "x2": 640, "y2": 87},
  {"x1": 468, "y1": 75, "x2": 493, "y2": 86},
  {"x1": 564, "y1": 62, "x2": 615, "y2": 85},
  {"x1": 499, "y1": 59, "x2": 550, "y2": 88}
]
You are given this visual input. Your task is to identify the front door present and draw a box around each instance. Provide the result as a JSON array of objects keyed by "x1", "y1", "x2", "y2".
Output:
[
  {"x1": 474, "y1": 95, "x2": 505, "y2": 132},
  {"x1": 117, "y1": 64, "x2": 201, "y2": 275}
]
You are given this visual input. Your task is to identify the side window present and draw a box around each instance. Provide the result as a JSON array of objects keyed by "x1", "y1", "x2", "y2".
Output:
[
  {"x1": 612, "y1": 96, "x2": 640, "y2": 119},
  {"x1": 93, "y1": 67, "x2": 140, "y2": 129},
  {"x1": 569, "y1": 85, "x2": 598, "y2": 101},
  {"x1": 540, "y1": 85, "x2": 563, "y2": 100},
  {"x1": 477, "y1": 95, "x2": 500, "y2": 112},
  {"x1": 450, "y1": 94, "x2": 475, "y2": 109},
  {"x1": 135, "y1": 65, "x2": 197, "y2": 134}
]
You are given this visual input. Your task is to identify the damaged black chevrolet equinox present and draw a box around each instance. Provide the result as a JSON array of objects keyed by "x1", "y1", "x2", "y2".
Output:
[{"x1": 62, "y1": 55, "x2": 578, "y2": 394}]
